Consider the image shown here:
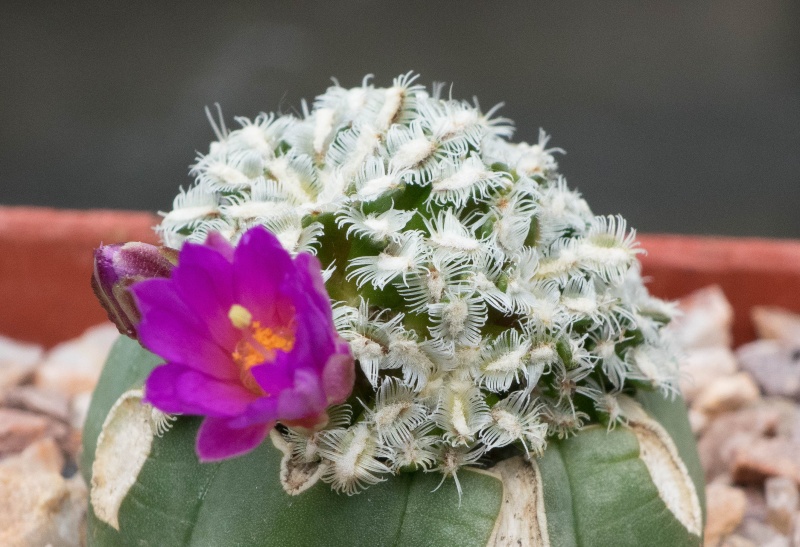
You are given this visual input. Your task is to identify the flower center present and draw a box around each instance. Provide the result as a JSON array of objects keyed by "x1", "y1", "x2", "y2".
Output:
[{"x1": 228, "y1": 304, "x2": 295, "y2": 394}]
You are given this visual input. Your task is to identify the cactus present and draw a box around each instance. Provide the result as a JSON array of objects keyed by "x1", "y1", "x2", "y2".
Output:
[{"x1": 82, "y1": 73, "x2": 705, "y2": 546}]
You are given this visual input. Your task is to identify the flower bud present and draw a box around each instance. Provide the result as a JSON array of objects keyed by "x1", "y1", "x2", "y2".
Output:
[{"x1": 91, "y1": 242, "x2": 178, "y2": 338}]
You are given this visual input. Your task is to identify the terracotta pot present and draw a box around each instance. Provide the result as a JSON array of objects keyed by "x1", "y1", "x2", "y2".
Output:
[
  {"x1": 1, "y1": 206, "x2": 799, "y2": 347},
  {"x1": 636, "y1": 234, "x2": 800, "y2": 345},
  {"x1": 0, "y1": 206, "x2": 158, "y2": 347}
]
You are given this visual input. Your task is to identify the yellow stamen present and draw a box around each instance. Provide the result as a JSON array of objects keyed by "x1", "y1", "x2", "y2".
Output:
[{"x1": 230, "y1": 313, "x2": 295, "y2": 394}]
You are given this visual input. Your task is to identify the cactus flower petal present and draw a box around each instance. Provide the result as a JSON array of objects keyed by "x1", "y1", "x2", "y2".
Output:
[
  {"x1": 142, "y1": 363, "x2": 259, "y2": 416},
  {"x1": 196, "y1": 417, "x2": 272, "y2": 461},
  {"x1": 132, "y1": 225, "x2": 355, "y2": 461}
]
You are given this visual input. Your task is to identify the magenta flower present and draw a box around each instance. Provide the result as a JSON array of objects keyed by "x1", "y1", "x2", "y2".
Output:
[{"x1": 132, "y1": 226, "x2": 355, "y2": 461}]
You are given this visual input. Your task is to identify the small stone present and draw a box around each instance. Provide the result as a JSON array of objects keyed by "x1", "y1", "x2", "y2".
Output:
[
  {"x1": 694, "y1": 373, "x2": 761, "y2": 415},
  {"x1": 765, "y1": 476, "x2": 799, "y2": 535},
  {"x1": 737, "y1": 340, "x2": 800, "y2": 400},
  {"x1": 0, "y1": 466, "x2": 86, "y2": 546},
  {"x1": 698, "y1": 401, "x2": 789, "y2": 481},
  {"x1": 752, "y1": 306, "x2": 800, "y2": 343},
  {"x1": 791, "y1": 513, "x2": 800, "y2": 547},
  {"x1": 70, "y1": 392, "x2": 92, "y2": 430},
  {"x1": 756, "y1": 398, "x2": 800, "y2": 441},
  {"x1": 0, "y1": 408, "x2": 49, "y2": 456},
  {"x1": 787, "y1": 410, "x2": 800, "y2": 444},
  {"x1": 34, "y1": 323, "x2": 118, "y2": 396},
  {"x1": 737, "y1": 518, "x2": 789, "y2": 547},
  {"x1": 704, "y1": 482, "x2": 747, "y2": 547},
  {"x1": 3, "y1": 385, "x2": 71, "y2": 422},
  {"x1": 67, "y1": 475, "x2": 89, "y2": 535},
  {"x1": 742, "y1": 487, "x2": 768, "y2": 522},
  {"x1": 689, "y1": 409, "x2": 709, "y2": 435},
  {"x1": 680, "y1": 347, "x2": 739, "y2": 403},
  {"x1": 731, "y1": 437, "x2": 800, "y2": 486},
  {"x1": 671, "y1": 285, "x2": 734, "y2": 349},
  {"x1": 62, "y1": 428, "x2": 83, "y2": 463},
  {"x1": 700, "y1": 430, "x2": 754, "y2": 482},
  {"x1": 720, "y1": 535, "x2": 756, "y2": 547},
  {"x1": 0, "y1": 437, "x2": 64, "y2": 474},
  {"x1": 0, "y1": 335, "x2": 43, "y2": 391},
  {"x1": 63, "y1": 393, "x2": 93, "y2": 464}
]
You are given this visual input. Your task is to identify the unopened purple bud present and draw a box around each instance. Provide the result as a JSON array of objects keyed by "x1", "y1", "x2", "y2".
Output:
[{"x1": 91, "y1": 242, "x2": 178, "y2": 338}]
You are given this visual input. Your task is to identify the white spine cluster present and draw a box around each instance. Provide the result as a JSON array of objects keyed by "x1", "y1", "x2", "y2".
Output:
[{"x1": 158, "y1": 73, "x2": 680, "y2": 495}]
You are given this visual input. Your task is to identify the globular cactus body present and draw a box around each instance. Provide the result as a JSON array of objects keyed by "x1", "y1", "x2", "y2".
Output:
[{"x1": 82, "y1": 73, "x2": 705, "y2": 546}]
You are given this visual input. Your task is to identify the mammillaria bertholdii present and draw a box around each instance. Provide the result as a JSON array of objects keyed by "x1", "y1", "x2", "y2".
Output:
[
  {"x1": 85, "y1": 73, "x2": 704, "y2": 547},
  {"x1": 150, "y1": 72, "x2": 681, "y2": 496}
]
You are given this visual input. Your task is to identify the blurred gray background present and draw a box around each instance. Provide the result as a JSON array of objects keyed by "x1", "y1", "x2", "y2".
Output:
[{"x1": 1, "y1": 1, "x2": 798, "y2": 237}]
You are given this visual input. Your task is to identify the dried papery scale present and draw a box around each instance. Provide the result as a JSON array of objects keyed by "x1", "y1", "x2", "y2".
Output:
[{"x1": 151, "y1": 72, "x2": 681, "y2": 496}]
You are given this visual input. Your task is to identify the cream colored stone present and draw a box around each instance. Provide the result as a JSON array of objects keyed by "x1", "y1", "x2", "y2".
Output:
[
  {"x1": 671, "y1": 285, "x2": 733, "y2": 349},
  {"x1": 70, "y1": 392, "x2": 93, "y2": 430},
  {"x1": 737, "y1": 340, "x2": 800, "y2": 400},
  {"x1": 680, "y1": 347, "x2": 739, "y2": 403},
  {"x1": 3, "y1": 385, "x2": 70, "y2": 422},
  {"x1": 0, "y1": 437, "x2": 64, "y2": 474},
  {"x1": 751, "y1": 306, "x2": 800, "y2": 343},
  {"x1": 731, "y1": 438, "x2": 800, "y2": 485},
  {"x1": 0, "y1": 466, "x2": 86, "y2": 547},
  {"x1": 737, "y1": 518, "x2": 790, "y2": 547},
  {"x1": 765, "y1": 476, "x2": 799, "y2": 535},
  {"x1": 704, "y1": 482, "x2": 747, "y2": 547},
  {"x1": 62, "y1": 428, "x2": 84, "y2": 463},
  {"x1": 34, "y1": 323, "x2": 118, "y2": 396},
  {"x1": 0, "y1": 335, "x2": 43, "y2": 391},
  {"x1": 0, "y1": 408, "x2": 51, "y2": 456},
  {"x1": 697, "y1": 400, "x2": 798, "y2": 482},
  {"x1": 689, "y1": 409, "x2": 709, "y2": 435},
  {"x1": 719, "y1": 534, "x2": 757, "y2": 547},
  {"x1": 694, "y1": 373, "x2": 761, "y2": 415},
  {"x1": 742, "y1": 486, "x2": 768, "y2": 522},
  {"x1": 791, "y1": 512, "x2": 800, "y2": 547}
]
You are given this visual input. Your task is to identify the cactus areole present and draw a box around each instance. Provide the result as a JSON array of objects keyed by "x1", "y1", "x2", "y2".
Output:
[{"x1": 84, "y1": 73, "x2": 705, "y2": 546}]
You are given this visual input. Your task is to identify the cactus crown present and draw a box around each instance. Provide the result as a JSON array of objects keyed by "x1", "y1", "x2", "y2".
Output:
[{"x1": 156, "y1": 72, "x2": 679, "y2": 495}]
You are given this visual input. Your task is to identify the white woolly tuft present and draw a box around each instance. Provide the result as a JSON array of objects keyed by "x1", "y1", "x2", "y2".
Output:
[{"x1": 155, "y1": 73, "x2": 683, "y2": 495}]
